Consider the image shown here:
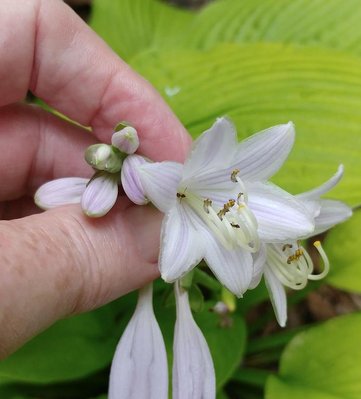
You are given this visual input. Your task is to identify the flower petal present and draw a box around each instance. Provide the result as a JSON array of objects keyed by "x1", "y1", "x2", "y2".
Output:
[
  {"x1": 264, "y1": 264, "x2": 287, "y2": 327},
  {"x1": 203, "y1": 228, "x2": 253, "y2": 297},
  {"x1": 173, "y1": 282, "x2": 215, "y2": 399},
  {"x1": 121, "y1": 155, "x2": 149, "y2": 205},
  {"x1": 81, "y1": 172, "x2": 118, "y2": 217},
  {"x1": 108, "y1": 284, "x2": 168, "y2": 399},
  {"x1": 138, "y1": 161, "x2": 183, "y2": 213},
  {"x1": 160, "y1": 203, "x2": 204, "y2": 282},
  {"x1": 313, "y1": 199, "x2": 352, "y2": 235},
  {"x1": 34, "y1": 177, "x2": 88, "y2": 210},
  {"x1": 247, "y1": 181, "x2": 314, "y2": 241},
  {"x1": 249, "y1": 243, "x2": 267, "y2": 290},
  {"x1": 297, "y1": 164, "x2": 344, "y2": 200},
  {"x1": 183, "y1": 117, "x2": 237, "y2": 179},
  {"x1": 232, "y1": 122, "x2": 295, "y2": 182}
]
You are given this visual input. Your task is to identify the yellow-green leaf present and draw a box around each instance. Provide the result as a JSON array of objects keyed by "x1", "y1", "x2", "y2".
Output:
[
  {"x1": 131, "y1": 43, "x2": 361, "y2": 205},
  {"x1": 325, "y1": 209, "x2": 361, "y2": 292},
  {"x1": 266, "y1": 314, "x2": 361, "y2": 399}
]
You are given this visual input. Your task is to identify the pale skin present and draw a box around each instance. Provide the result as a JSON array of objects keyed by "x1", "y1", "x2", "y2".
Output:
[{"x1": 0, "y1": 0, "x2": 191, "y2": 358}]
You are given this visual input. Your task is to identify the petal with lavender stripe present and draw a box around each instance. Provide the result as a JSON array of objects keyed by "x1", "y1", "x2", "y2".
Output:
[
  {"x1": 203, "y1": 227, "x2": 253, "y2": 297},
  {"x1": 247, "y1": 181, "x2": 315, "y2": 241},
  {"x1": 138, "y1": 161, "x2": 183, "y2": 213},
  {"x1": 264, "y1": 264, "x2": 287, "y2": 327},
  {"x1": 121, "y1": 155, "x2": 149, "y2": 205},
  {"x1": 81, "y1": 172, "x2": 118, "y2": 217},
  {"x1": 173, "y1": 282, "x2": 215, "y2": 399},
  {"x1": 232, "y1": 122, "x2": 295, "y2": 182},
  {"x1": 312, "y1": 199, "x2": 352, "y2": 235},
  {"x1": 249, "y1": 243, "x2": 267, "y2": 290},
  {"x1": 34, "y1": 177, "x2": 88, "y2": 210},
  {"x1": 108, "y1": 284, "x2": 168, "y2": 399},
  {"x1": 183, "y1": 117, "x2": 237, "y2": 179},
  {"x1": 160, "y1": 202, "x2": 204, "y2": 282}
]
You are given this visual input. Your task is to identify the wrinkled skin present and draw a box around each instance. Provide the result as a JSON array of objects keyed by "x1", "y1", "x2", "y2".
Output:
[{"x1": 0, "y1": 0, "x2": 191, "y2": 358}]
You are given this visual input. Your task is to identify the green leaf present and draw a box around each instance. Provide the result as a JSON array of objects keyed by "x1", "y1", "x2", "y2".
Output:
[
  {"x1": 181, "y1": 0, "x2": 361, "y2": 56},
  {"x1": 155, "y1": 300, "x2": 247, "y2": 390},
  {"x1": 265, "y1": 313, "x2": 361, "y2": 399},
  {"x1": 325, "y1": 209, "x2": 361, "y2": 292},
  {"x1": 131, "y1": 42, "x2": 361, "y2": 204},
  {"x1": 90, "y1": 0, "x2": 193, "y2": 61},
  {"x1": 0, "y1": 306, "x2": 120, "y2": 384}
]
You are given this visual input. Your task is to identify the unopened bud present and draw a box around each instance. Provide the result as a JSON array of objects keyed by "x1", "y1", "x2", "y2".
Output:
[
  {"x1": 85, "y1": 144, "x2": 122, "y2": 173},
  {"x1": 112, "y1": 126, "x2": 139, "y2": 154}
]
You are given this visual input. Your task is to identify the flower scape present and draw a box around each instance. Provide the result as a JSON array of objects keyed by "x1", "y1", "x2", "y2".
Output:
[{"x1": 35, "y1": 118, "x2": 352, "y2": 399}]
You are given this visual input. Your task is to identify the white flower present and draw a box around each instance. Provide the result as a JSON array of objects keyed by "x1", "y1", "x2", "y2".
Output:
[
  {"x1": 35, "y1": 171, "x2": 119, "y2": 217},
  {"x1": 108, "y1": 284, "x2": 168, "y2": 399},
  {"x1": 133, "y1": 118, "x2": 314, "y2": 296},
  {"x1": 256, "y1": 165, "x2": 352, "y2": 327},
  {"x1": 173, "y1": 281, "x2": 215, "y2": 399}
]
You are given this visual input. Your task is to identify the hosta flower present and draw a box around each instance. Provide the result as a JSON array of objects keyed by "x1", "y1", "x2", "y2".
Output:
[
  {"x1": 173, "y1": 281, "x2": 215, "y2": 399},
  {"x1": 35, "y1": 125, "x2": 140, "y2": 217},
  {"x1": 131, "y1": 118, "x2": 314, "y2": 296},
  {"x1": 108, "y1": 284, "x2": 168, "y2": 399},
  {"x1": 255, "y1": 165, "x2": 353, "y2": 327}
]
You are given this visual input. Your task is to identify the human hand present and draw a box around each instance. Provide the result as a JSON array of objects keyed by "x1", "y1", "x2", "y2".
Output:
[{"x1": 0, "y1": 0, "x2": 191, "y2": 358}]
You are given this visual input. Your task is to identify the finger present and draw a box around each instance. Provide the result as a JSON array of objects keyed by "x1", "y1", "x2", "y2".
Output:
[
  {"x1": 0, "y1": 200, "x2": 161, "y2": 358},
  {"x1": 0, "y1": 103, "x2": 95, "y2": 201},
  {"x1": 0, "y1": 0, "x2": 191, "y2": 162}
]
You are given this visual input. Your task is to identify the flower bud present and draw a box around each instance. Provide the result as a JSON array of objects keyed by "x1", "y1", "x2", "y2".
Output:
[
  {"x1": 81, "y1": 172, "x2": 118, "y2": 217},
  {"x1": 121, "y1": 155, "x2": 149, "y2": 205},
  {"x1": 112, "y1": 126, "x2": 139, "y2": 154},
  {"x1": 85, "y1": 144, "x2": 122, "y2": 173}
]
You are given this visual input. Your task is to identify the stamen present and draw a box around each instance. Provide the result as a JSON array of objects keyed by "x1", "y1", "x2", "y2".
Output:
[
  {"x1": 177, "y1": 192, "x2": 186, "y2": 199},
  {"x1": 282, "y1": 244, "x2": 293, "y2": 251},
  {"x1": 308, "y1": 241, "x2": 330, "y2": 280},
  {"x1": 287, "y1": 248, "x2": 304, "y2": 264}
]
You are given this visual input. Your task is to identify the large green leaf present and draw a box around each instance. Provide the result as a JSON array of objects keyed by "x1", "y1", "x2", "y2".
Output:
[
  {"x1": 131, "y1": 42, "x2": 361, "y2": 205},
  {"x1": 181, "y1": 0, "x2": 361, "y2": 55},
  {"x1": 90, "y1": 0, "x2": 193, "y2": 61},
  {"x1": 155, "y1": 300, "x2": 247, "y2": 390},
  {"x1": 266, "y1": 313, "x2": 361, "y2": 399},
  {"x1": 0, "y1": 306, "x2": 119, "y2": 384},
  {"x1": 325, "y1": 209, "x2": 361, "y2": 292}
]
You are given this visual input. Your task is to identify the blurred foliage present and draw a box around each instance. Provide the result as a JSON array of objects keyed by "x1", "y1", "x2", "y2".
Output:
[
  {"x1": 266, "y1": 314, "x2": 361, "y2": 398},
  {"x1": 3, "y1": 0, "x2": 361, "y2": 398},
  {"x1": 325, "y1": 210, "x2": 361, "y2": 293}
]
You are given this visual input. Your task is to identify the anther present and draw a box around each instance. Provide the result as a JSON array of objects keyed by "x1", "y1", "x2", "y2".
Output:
[
  {"x1": 203, "y1": 198, "x2": 212, "y2": 213},
  {"x1": 177, "y1": 192, "x2": 186, "y2": 199},
  {"x1": 231, "y1": 169, "x2": 240, "y2": 183},
  {"x1": 282, "y1": 244, "x2": 293, "y2": 251}
]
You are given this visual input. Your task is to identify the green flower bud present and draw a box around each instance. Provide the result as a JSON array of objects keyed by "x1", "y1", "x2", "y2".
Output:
[
  {"x1": 114, "y1": 121, "x2": 133, "y2": 132},
  {"x1": 85, "y1": 144, "x2": 123, "y2": 173}
]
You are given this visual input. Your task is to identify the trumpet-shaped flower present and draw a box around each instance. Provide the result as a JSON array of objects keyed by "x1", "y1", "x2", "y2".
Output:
[
  {"x1": 173, "y1": 281, "x2": 215, "y2": 399},
  {"x1": 131, "y1": 118, "x2": 314, "y2": 296},
  {"x1": 108, "y1": 284, "x2": 168, "y2": 399},
  {"x1": 255, "y1": 165, "x2": 353, "y2": 327}
]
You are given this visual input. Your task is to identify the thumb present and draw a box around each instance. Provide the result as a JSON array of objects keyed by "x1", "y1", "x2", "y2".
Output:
[{"x1": 0, "y1": 201, "x2": 161, "y2": 358}]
